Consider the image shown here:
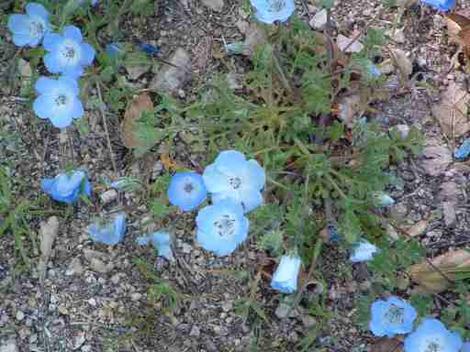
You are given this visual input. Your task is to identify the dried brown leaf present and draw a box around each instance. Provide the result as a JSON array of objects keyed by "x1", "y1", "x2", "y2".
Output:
[
  {"x1": 121, "y1": 93, "x2": 154, "y2": 149},
  {"x1": 371, "y1": 338, "x2": 403, "y2": 352},
  {"x1": 408, "y1": 249, "x2": 470, "y2": 293},
  {"x1": 432, "y1": 81, "x2": 470, "y2": 139},
  {"x1": 404, "y1": 219, "x2": 429, "y2": 237},
  {"x1": 390, "y1": 48, "x2": 412, "y2": 80}
]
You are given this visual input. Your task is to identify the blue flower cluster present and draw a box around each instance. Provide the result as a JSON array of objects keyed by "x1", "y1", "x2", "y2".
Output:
[
  {"x1": 250, "y1": 0, "x2": 296, "y2": 24},
  {"x1": 369, "y1": 297, "x2": 463, "y2": 352},
  {"x1": 7, "y1": 3, "x2": 96, "y2": 128}
]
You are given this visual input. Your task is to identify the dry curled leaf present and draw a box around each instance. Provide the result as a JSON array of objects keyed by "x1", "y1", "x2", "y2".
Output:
[
  {"x1": 446, "y1": 11, "x2": 470, "y2": 58},
  {"x1": 432, "y1": 81, "x2": 470, "y2": 139},
  {"x1": 121, "y1": 93, "x2": 154, "y2": 149},
  {"x1": 408, "y1": 249, "x2": 470, "y2": 294},
  {"x1": 420, "y1": 144, "x2": 452, "y2": 176},
  {"x1": 371, "y1": 338, "x2": 403, "y2": 352},
  {"x1": 337, "y1": 34, "x2": 364, "y2": 53}
]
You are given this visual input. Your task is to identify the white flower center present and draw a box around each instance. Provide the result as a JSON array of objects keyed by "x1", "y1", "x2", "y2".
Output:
[
  {"x1": 29, "y1": 20, "x2": 44, "y2": 38},
  {"x1": 228, "y1": 176, "x2": 242, "y2": 190},
  {"x1": 268, "y1": 0, "x2": 286, "y2": 12},
  {"x1": 384, "y1": 305, "x2": 404, "y2": 326},
  {"x1": 213, "y1": 214, "x2": 236, "y2": 237}
]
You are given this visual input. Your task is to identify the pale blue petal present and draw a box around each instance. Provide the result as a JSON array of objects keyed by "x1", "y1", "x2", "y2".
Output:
[
  {"x1": 251, "y1": 0, "x2": 295, "y2": 24},
  {"x1": 43, "y1": 52, "x2": 63, "y2": 74},
  {"x1": 404, "y1": 318, "x2": 462, "y2": 352},
  {"x1": 370, "y1": 301, "x2": 389, "y2": 336},
  {"x1": 58, "y1": 76, "x2": 80, "y2": 96},
  {"x1": 26, "y1": 3, "x2": 49, "y2": 21},
  {"x1": 79, "y1": 43, "x2": 95, "y2": 66},
  {"x1": 8, "y1": 15, "x2": 30, "y2": 35},
  {"x1": 202, "y1": 164, "x2": 231, "y2": 194},
  {"x1": 370, "y1": 296, "x2": 416, "y2": 337},
  {"x1": 246, "y1": 159, "x2": 266, "y2": 190},
  {"x1": 68, "y1": 97, "x2": 84, "y2": 120},
  {"x1": 49, "y1": 114, "x2": 73, "y2": 129},
  {"x1": 62, "y1": 65, "x2": 84, "y2": 78},
  {"x1": 43, "y1": 33, "x2": 64, "y2": 52},
  {"x1": 421, "y1": 0, "x2": 455, "y2": 11},
  {"x1": 137, "y1": 232, "x2": 174, "y2": 260},
  {"x1": 88, "y1": 213, "x2": 127, "y2": 245},
  {"x1": 63, "y1": 25, "x2": 83, "y2": 42},
  {"x1": 167, "y1": 172, "x2": 207, "y2": 211},
  {"x1": 461, "y1": 342, "x2": 470, "y2": 352},
  {"x1": 35, "y1": 76, "x2": 57, "y2": 95},
  {"x1": 41, "y1": 178, "x2": 54, "y2": 194},
  {"x1": 12, "y1": 34, "x2": 32, "y2": 47},
  {"x1": 214, "y1": 150, "x2": 248, "y2": 174},
  {"x1": 238, "y1": 188, "x2": 263, "y2": 212},
  {"x1": 33, "y1": 95, "x2": 53, "y2": 120},
  {"x1": 271, "y1": 255, "x2": 301, "y2": 294}
]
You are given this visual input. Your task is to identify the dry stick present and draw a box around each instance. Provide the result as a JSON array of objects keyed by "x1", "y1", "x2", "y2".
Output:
[{"x1": 96, "y1": 82, "x2": 118, "y2": 175}]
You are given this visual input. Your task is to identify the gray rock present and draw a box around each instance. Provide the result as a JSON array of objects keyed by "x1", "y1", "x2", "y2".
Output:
[
  {"x1": 125, "y1": 63, "x2": 151, "y2": 81},
  {"x1": 99, "y1": 189, "x2": 118, "y2": 205},
  {"x1": 393, "y1": 124, "x2": 410, "y2": 139},
  {"x1": 202, "y1": 0, "x2": 224, "y2": 11},
  {"x1": 0, "y1": 339, "x2": 18, "y2": 352},
  {"x1": 442, "y1": 201, "x2": 456, "y2": 227},
  {"x1": 301, "y1": 315, "x2": 316, "y2": 328},
  {"x1": 15, "y1": 311, "x2": 24, "y2": 321},
  {"x1": 275, "y1": 302, "x2": 299, "y2": 319},
  {"x1": 66, "y1": 258, "x2": 84, "y2": 276},
  {"x1": 150, "y1": 48, "x2": 192, "y2": 94},
  {"x1": 189, "y1": 325, "x2": 200, "y2": 337},
  {"x1": 309, "y1": 9, "x2": 327, "y2": 30},
  {"x1": 421, "y1": 145, "x2": 452, "y2": 176}
]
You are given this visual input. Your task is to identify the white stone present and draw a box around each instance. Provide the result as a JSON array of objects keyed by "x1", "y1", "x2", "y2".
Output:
[{"x1": 309, "y1": 9, "x2": 327, "y2": 30}]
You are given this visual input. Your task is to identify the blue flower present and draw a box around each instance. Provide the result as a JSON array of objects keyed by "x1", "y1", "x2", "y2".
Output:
[
  {"x1": 462, "y1": 342, "x2": 470, "y2": 352},
  {"x1": 43, "y1": 25, "x2": 95, "y2": 78},
  {"x1": 7, "y1": 3, "x2": 50, "y2": 47},
  {"x1": 404, "y1": 318, "x2": 462, "y2": 352},
  {"x1": 136, "y1": 231, "x2": 173, "y2": 261},
  {"x1": 454, "y1": 138, "x2": 470, "y2": 161},
  {"x1": 41, "y1": 170, "x2": 91, "y2": 204},
  {"x1": 367, "y1": 61, "x2": 381, "y2": 78},
  {"x1": 33, "y1": 76, "x2": 84, "y2": 128},
  {"x1": 167, "y1": 172, "x2": 207, "y2": 212},
  {"x1": 105, "y1": 42, "x2": 124, "y2": 59},
  {"x1": 202, "y1": 150, "x2": 266, "y2": 213},
  {"x1": 373, "y1": 192, "x2": 395, "y2": 207},
  {"x1": 370, "y1": 296, "x2": 417, "y2": 337},
  {"x1": 350, "y1": 239, "x2": 379, "y2": 263},
  {"x1": 420, "y1": 0, "x2": 455, "y2": 11},
  {"x1": 88, "y1": 212, "x2": 127, "y2": 245},
  {"x1": 270, "y1": 254, "x2": 302, "y2": 294},
  {"x1": 250, "y1": 0, "x2": 295, "y2": 24},
  {"x1": 196, "y1": 199, "x2": 249, "y2": 256},
  {"x1": 138, "y1": 42, "x2": 161, "y2": 56}
]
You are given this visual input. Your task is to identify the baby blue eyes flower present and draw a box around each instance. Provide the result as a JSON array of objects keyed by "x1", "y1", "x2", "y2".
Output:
[
  {"x1": 167, "y1": 172, "x2": 207, "y2": 212},
  {"x1": 462, "y1": 342, "x2": 470, "y2": 352},
  {"x1": 370, "y1": 296, "x2": 417, "y2": 337},
  {"x1": 404, "y1": 318, "x2": 462, "y2": 352},
  {"x1": 350, "y1": 240, "x2": 379, "y2": 263},
  {"x1": 250, "y1": 0, "x2": 295, "y2": 24},
  {"x1": 373, "y1": 192, "x2": 395, "y2": 207},
  {"x1": 420, "y1": 0, "x2": 455, "y2": 12},
  {"x1": 43, "y1": 25, "x2": 95, "y2": 78},
  {"x1": 196, "y1": 199, "x2": 249, "y2": 256},
  {"x1": 454, "y1": 138, "x2": 470, "y2": 161},
  {"x1": 33, "y1": 76, "x2": 84, "y2": 128},
  {"x1": 137, "y1": 231, "x2": 173, "y2": 261},
  {"x1": 7, "y1": 3, "x2": 50, "y2": 47},
  {"x1": 88, "y1": 213, "x2": 127, "y2": 245},
  {"x1": 270, "y1": 254, "x2": 302, "y2": 294},
  {"x1": 203, "y1": 150, "x2": 266, "y2": 213},
  {"x1": 41, "y1": 170, "x2": 91, "y2": 204}
]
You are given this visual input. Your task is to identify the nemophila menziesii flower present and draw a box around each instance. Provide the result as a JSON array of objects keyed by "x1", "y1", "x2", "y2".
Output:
[
  {"x1": 373, "y1": 192, "x2": 395, "y2": 207},
  {"x1": 350, "y1": 239, "x2": 379, "y2": 263},
  {"x1": 33, "y1": 76, "x2": 84, "y2": 128},
  {"x1": 7, "y1": 3, "x2": 50, "y2": 47},
  {"x1": 370, "y1": 296, "x2": 417, "y2": 337},
  {"x1": 196, "y1": 199, "x2": 249, "y2": 256},
  {"x1": 462, "y1": 342, "x2": 470, "y2": 352},
  {"x1": 454, "y1": 138, "x2": 470, "y2": 161},
  {"x1": 250, "y1": 0, "x2": 295, "y2": 24},
  {"x1": 88, "y1": 213, "x2": 127, "y2": 245},
  {"x1": 137, "y1": 231, "x2": 173, "y2": 261},
  {"x1": 167, "y1": 172, "x2": 207, "y2": 212},
  {"x1": 202, "y1": 150, "x2": 266, "y2": 213},
  {"x1": 420, "y1": 0, "x2": 455, "y2": 12},
  {"x1": 270, "y1": 254, "x2": 302, "y2": 294},
  {"x1": 404, "y1": 318, "x2": 462, "y2": 352},
  {"x1": 43, "y1": 25, "x2": 95, "y2": 77},
  {"x1": 41, "y1": 170, "x2": 91, "y2": 204}
]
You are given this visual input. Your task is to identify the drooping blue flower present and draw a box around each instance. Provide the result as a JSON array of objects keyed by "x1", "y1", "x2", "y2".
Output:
[
  {"x1": 270, "y1": 254, "x2": 302, "y2": 294},
  {"x1": 202, "y1": 150, "x2": 265, "y2": 213},
  {"x1": 420, "y1": 0, "x2": 455, "y2": 11},
  {"x1": 196, "y1": 199, "x2": 249, "y2": 256},
  {"x1": 461, "y1": 342, "x2": 470, "y2": 352},
  {"x1": 350, "y1": 239, "x2": 379, "y2": 263},
  {"x1": 7, "y1": 3, "x2": 50, "y2": 47},
  {"x1": 33, "y1": 76, "x2": 84, "y2": 128},
  {"x1": 250, "y1": 0, "x2": 295, "y2": 24},
  {"x1": 373, "y1": 192, "x2": 395, "y2": 207},
  {"x1": 167, "y1": 172, "x2": 207, "y2": 212},
  {"x1": 404, "y1": 318, "x2": 462, "y2": 352},
  {"x1": 136, "y1": 231, "x2": 173, "y2": 261},
  {"x1": 454, "y1": 138, "x2": 470, "y2": 161},
  {"x1": 43, "y1": 25, "x2": 95, "y2": 78},
  {"x1": 138, "y1": 42, "x2": 161, "y2": 56},
  {"x1": 370, "y1": 296, "x2": 417, "y2": 337},
  {"x1": 105, "y1": 42, "x2": 124, "y2": 59},
  {"x1": 41, "y1": 170, "x2": 91, "y2": 204},
  {"x1": 88, "y1": 212, "x2": 127, "y2": 245}
]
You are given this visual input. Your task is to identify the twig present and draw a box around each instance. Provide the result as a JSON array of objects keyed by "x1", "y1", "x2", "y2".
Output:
[{"x1": 96, "y1": 82, "x2": 118, "y2": 175}]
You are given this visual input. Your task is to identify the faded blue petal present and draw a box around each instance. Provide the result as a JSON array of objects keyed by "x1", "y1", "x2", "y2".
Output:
[
  {"x1": 454, "y1": 138, "x2": 470, "y2": 161},
  {"x1": 404, "y1": 318, "x2": 462, "y2": 352},
  {"x1": 41, "y1": 170, "x2": 91, "y2": 204},
  {"x1": 137, "y1": 231, "x2": 173, "y2": 261},
  {"x1": 420, "y1": 0, "x2": 455, "y2": 11},
  {"x1": 250, "y1": 0, "x2": 295, "y2": 24},
  {"x1": 196, "y1": 199, "x2": 249, "y2": 256},
  {"x1": 270, "y1": 254, "x2": 301, "y2": 294},
  {"x1": 370, "y1": 296, "x2": 417, "y2": 337},
  {"x1": 373, "y1": 192, "x2": 395, "y2": 207},
  {"x1": 167, "y1": 172, "x2": 207, "y2": 211},
  {"x1": 88, "y1": 213, "x2": 127, "y2": 245},
  {"x1": 350, "y1": 240, "x2": 379, "y2": 263},
  {"x1": 105, "y1": 42, "x2": 124, "y2": 58}
]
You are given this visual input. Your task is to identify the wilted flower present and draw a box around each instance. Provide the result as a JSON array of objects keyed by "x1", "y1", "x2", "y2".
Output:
[
  {"x1": 270, "y1": 254, "x2": 302, "y2": 294},
  {"x1": 33, "y1": 76, "x2": 84, "y2": 128},
  {"x1": 250, "y1": 0, "x2": 295, "y2": 24},
  {"x1": 350, "y1": 239, "x2": 379, "y2": 263},
  {"x1": 43, "y1": 25, "x2": 95, "y2": 77},
  {"x1": 196, "y1": 199, "x2": 249, "y2": 256},
  {"x1": 137, "y1": 231, "x2": 173, "y2": 261},
  {"x1": 420, "y1": 0, "x2": 455, "y2": 11},
  {"x1": 454, "y1": 138, "x2": 470, "y2": 161},
  {"x1": 370, "y1": 296, "x2": 417, "y2": 337},
  {"x1": 7, "y1": 2, "x2": 50, "y2": 47},
  {"x1": 373, "y1": 192, "x2": 395, "y2": 207},
  {"x1": 203, "y1": 150, "x2": 265, "y2": 213},
  {"x1": 41, "y1": 170, "x2": 91, "y2": 204},
  {"x1": 88, "y1": 213, "x2": 127, "y2": 245},
  {"x1": 404, "y1": 318, "x2": 462, "y2": 352},
  {"x1": 167, "y1": 172, "x2": 207, "y2": 212}
]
